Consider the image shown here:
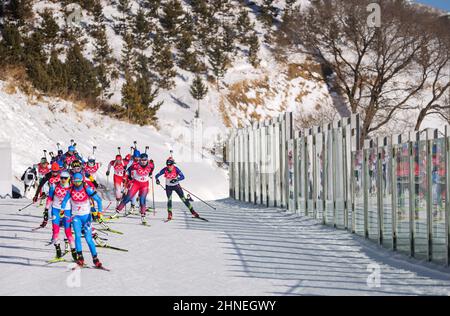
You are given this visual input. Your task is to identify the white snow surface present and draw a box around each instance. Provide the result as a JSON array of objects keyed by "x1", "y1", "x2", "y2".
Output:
[
  {"x1": 0, "y1": 198, "x2": 450, "y2": 296},
  {"x1": 0, "y1": 81, "x2": 228, "y2": 201}
]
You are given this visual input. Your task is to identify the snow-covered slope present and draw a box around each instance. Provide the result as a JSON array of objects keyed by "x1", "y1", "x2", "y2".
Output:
[{"x1": 0, "y1": 81, "x2": 228, "y2": 201}]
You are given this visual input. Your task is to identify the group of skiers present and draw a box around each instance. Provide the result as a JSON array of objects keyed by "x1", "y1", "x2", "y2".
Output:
[{"x1": 23, "y1": 142, "x2": 202, "y2": 270}]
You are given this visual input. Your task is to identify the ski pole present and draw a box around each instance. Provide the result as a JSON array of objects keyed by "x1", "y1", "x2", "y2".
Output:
[
  {"x1": 145, "y1": 146, "x2": 149, "y2": 154},
  {"x1": 93, "y1": 146, "x2": 97, "y2": 155},
  {"x1": 158, "y1": 183, "x2": 166, "y2": 191},
  {"x1": 18, "y1": 201, "x2": 35, "y2": 212},
  {"x1": 117, "y1": 147, "x2": 121, "y2": 155},
  {"x1": 151, "y1": 176, "x2": 156, "y2": 216},
  {"x1": 181, "y1": 186, "x2": 216, "y2": 210},
  {"x1": 134, "y1": 141, "x2": 137, "y2": 149},
  {"x1": 43, "y1": 150, "x2": 47, "y2": 160},
  {"x1": 57, "y1": 142, "x2": 61, "y2": 150}
]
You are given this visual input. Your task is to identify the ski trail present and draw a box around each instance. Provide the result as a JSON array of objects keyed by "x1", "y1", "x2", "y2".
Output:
[{"x1": 1, "y1": 198, "x2": 450, "y2": 295}]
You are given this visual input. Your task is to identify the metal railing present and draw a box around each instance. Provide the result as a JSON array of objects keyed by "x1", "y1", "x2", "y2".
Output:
[{"x1": 227, "y1": 113, "x2": 450, "y2": 266}]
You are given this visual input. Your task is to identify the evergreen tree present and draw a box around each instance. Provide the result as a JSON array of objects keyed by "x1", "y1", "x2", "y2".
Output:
[
  {"x1": 66, "y1": 43, "x2": 100, "y2": 99},
  {"x1": 39, "y1": 9, "x2": 60, "y2": 50},
  {"x1": 117, "y1": 0, "x2": 132, "y2": 36},
  {"x1": 236, "y1": 8, "x2": 252, "y2": 38},
  {"x1": 190, "y1": 75, "x2": 208, "y2": 118},
  {"x1": 259, "y1": 0, "x2": 277, "y2": 30},
  {"x1": 142, "y1": 0, "x2": 161, "y2": 18},
  {"x1": 160, "y1": 0, "x2": 185, "y2": 39},
  {"x1": 47, "y1": 50, "x2": 68, "y2": 94},
  {"x1": 133, "y1": 7, "x2": 151, "y2": 52},
  {"x1": 207, "y1": 39, "x2": 229, "y2": 90},
  {"x1": 122, "y1": 74, "x2": 162, "y2": 126},
  {"x1": 6, "y1": 0, "x2": 33, "y2": 25},
  {"x1": 152, "y1": 32, "x2": 176, "y2": 89},
  {"x1": 121, "y1": 31, "x2": 135, "y2": 76},
  {"x1": 222, "y1": 24, "x2": 235, "y2": 54},
  {"x1": 0, "y1": 23, "x2": 24, "y2": 66},
  {"x1": 247, "y1": 32, "x2": 260, "y2": 68}
]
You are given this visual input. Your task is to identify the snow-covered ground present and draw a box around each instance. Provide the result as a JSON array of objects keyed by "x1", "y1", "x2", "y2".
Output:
[
  {"x1": 0, "y1": 81, "x2": 228, "y2": 201},
  {"x1": 1, "y1": 198, "x2": 450, "y2": 296}
]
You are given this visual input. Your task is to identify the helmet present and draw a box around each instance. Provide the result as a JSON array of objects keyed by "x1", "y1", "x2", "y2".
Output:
[
  {"x1": 166, "y1": 157, "x2": 175, "y2": 166},
  {"x1": 116, "y1": 154, "x2": 122, "y2": 160},
  {"x1": 51, "y1": 162, "x2": 60, "y2": 172},
  {"x1": 71, "y1": 160, "x2": 82, "y2": 169},
  {"x1": 68, "y1": 146, "x2": 75, "y2": 152},
  {"x1": 72, "y1": 173, "x2": 83, "y2": 185},
  {"x1": 133, "y1": 150, "x2": 141, "y2": 158},
  {"x1": 139, "y1": 153, "x2": 148, "y2": 165},
  {"x1": 60, "y1": 171, "x2": 70, "y2": 179}
]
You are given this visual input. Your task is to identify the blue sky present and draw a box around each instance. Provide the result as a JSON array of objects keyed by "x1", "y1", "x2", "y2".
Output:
[{"x1": 415, "y1": 0, "x2": 450, "y2": 12}]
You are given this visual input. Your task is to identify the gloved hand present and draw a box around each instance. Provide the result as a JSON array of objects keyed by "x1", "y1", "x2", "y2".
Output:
[
  {"x1": 98, "y1": 213, "x2": 104, "y2": 224},
  {"x1": 170, "y1": 179, "x2": 178, "y2": 184},
  {"x1": 93, "y1": 180, "x2": 99, "y2": 188},
  {"x1": 106, "y1": 171, "x2": 110, "y2": 176},
  {"x1": 33, "y1": 195, "x2": 39, "y2": 203},
  {"x1": 156, "y1": 179, "x2": 160, "y2": 185}
]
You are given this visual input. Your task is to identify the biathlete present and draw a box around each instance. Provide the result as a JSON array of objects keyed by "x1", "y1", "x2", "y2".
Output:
[
  {"x1": 60, "y1": 173, "x2": 104, "y2": 268},
  {"x1": 110, "y1": 153, "x2": 154, "y2": 225},
  {"x1": 155, "y1": 157, "x2": 199, "y2": 221}
]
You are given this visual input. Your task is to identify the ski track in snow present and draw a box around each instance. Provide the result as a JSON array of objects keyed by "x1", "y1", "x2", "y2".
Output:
[{"x1": 1, "y1": 198, "x2": 450, "y2": 296}]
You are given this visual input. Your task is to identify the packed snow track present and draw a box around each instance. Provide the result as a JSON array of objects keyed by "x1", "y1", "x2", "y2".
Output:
[{"x1": 1, "y1": 198, "x2": 450, "y2": 296}]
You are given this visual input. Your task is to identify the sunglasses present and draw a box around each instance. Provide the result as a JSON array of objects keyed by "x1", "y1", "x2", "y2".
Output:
[{"x1": 61, "y1": 177, "x2": 69, "y2": 180}]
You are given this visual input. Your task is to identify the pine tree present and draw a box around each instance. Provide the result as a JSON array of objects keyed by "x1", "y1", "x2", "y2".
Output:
[
  {"x1": 121, "y1": 31, "x2": 135, "y2": 76},
  {"x1": 142, "y1": 0, "x2": 161, "y2": 18},
  {"x1": 247, "y1": 32, "x2": 260, "y2": 68},
  {"x1": 160, "y1": 0, "x2": 185, "y2": 39},
  {"x1": 190, "y1": 75, "x2": 208, "y2": 118},
  {"x1": 39, "y1": 9, "x2": 60, "y2": 50},
  {"x1": 0, "y1": 23, "x2": 24, "y2": 66},
  {"x1": 121, "y1": 73, "x2": 141, "y2": 122},
  {"x1": 66, "y1": 43, "x2": 100, "y2": 99},
  {"x1": 152, "y1": 32, "x2": 176, "y2": 89},
  {"x1": 259, "y1": 0, "x2": 277, "y2": 30},
  {"x1": 236, "y1": 8, "x2": 252, "y2": 38},
  {"x1": 133, "y1": 7, "x2": 151, "y2": 52},
  {"x1": 48, "y1": 50, "x2": 68, "y2": 94},
  {"x1": 6, "y1": 0, "x2": 33, "y2": 25},
  {"x1": 222, "y1": 24, "x2": 235, "y2": 54},
  {"x1": 117, "y1": 0, "x2": 132, "y2": 36},
  {"x1": 207, "y1": 39, "x2": 229, "y2": 90}
]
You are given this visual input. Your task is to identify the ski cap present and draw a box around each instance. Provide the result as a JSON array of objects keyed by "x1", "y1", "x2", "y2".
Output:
[
  {"x1": 41, "y1": 157, "x2": 48, "y2": 164},
  {"x1": 133, "y1": 150, "x2": 141, "y2": 158},
  {"x1": 51, "y1": 162, "x2": 60, "y2": 172},
  {"x1": 88, "y1": 156, "x2": 95, "y2": 162},
  {"x1": 166, "y1": 157, "x2": 175, "y2": 166},
  {"x1": 57, "y1": 149, "x2": 63, "y2": 155},
  {"x1": 68, "y1": 146, "x2": 75, "y2": 152},
  {"x1": 116, "y1": 154, "x2": 122, "y2": 160},
  {"x1": 125, "y1": 154, "x2": 132, "y2": 161},
  {"x1": 72, "y1": 173, "x2": 83, "y2": 184},
  {"x1": 60, "y1": 171, "x2": 70, "y2": 179},
  {"x1": 71, "y1": 160, "x2": 82, "y2": 169}
]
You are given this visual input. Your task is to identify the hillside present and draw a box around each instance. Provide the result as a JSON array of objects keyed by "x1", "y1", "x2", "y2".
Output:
[{"x1": 0, "y1": 80, "x2": 228, "y2": 200}]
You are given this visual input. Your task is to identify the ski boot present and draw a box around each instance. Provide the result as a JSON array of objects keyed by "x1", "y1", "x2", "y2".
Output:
[
  {"x1": 141, "y1": 215, "x2": 148, "y2": 225},
  {"x1": 40, "y1": 209, "x2": 49, "y2": 228},
  {"x1": 191, "y1": 210, "x2": 200, "y2": 218},
  {"x1": 71, "y1": 248, "x2": 78, "y2": 261},
  {"x1": 76, "y1": 252, "x2": 85, "y2": 267},
  {"x1": 93, "y1": 256, "x2": 102, "y2": 268},
  {"x1": 167, "y1": 211, "x2": 173, "y2": 222},
  {"x1": 55, "y1": 244, "x2": 62, "y2": 259}
]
